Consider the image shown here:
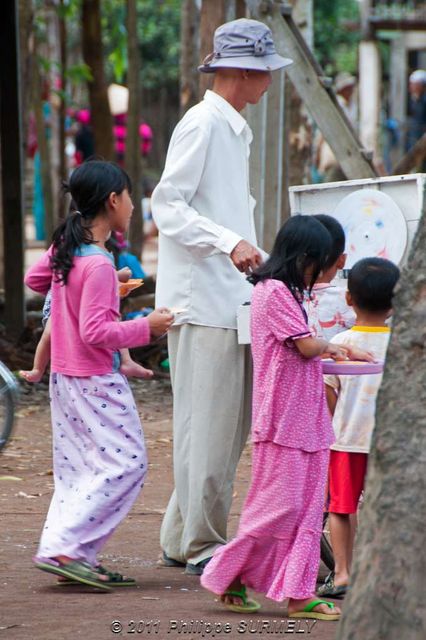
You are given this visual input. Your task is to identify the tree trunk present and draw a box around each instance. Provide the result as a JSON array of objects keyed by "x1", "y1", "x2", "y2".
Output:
[
  {"x1": 32, "y1": 57, "x2": 55, "y2": 245},
  {"x1": 125, "y1": 0, "x2": 143, "y2": 260},
  {"x1": 81, "y1": 0, "x2": 114, "y2": 160},
  {"x1": 18, "y1": 0, "x2": 34, "y2": 158},
  {"x1": 235, "y1": 0, "x2": 247, "y2": 18},
  {"x1": 286, "y1": 0, "x2": 313, "y2": 186},
  {"x1": 47, "y1": 5, "x2": 62, "y2": 220},
  {"x1": 58, "y1": 0, "x2": 68, "y2": 219},
  {"x1": 199, "y1": 0, "x2": 226, "y2": 97},
  {"x1": 180, "y1": 0, "x2": 200, "y2": 117},
  {"x1": 336, "y1": 185, "x2": 426, "y2": 640}
]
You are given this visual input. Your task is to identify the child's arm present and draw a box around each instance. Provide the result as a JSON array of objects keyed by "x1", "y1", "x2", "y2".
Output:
[
  {"x1": 19, "y1": 317, "x2": 51, "y2": 383},
  {"x1": 24, "y1": 247, "x2": 54, "y2": 295},
  {"x1": 325, "y1": 384, "x2": 338, "y2": 416},
  {"x1": 79, "y1": 263, "x2": 174, "y2": 349},
  {"x1": 295, "y1": 336, "x2": 348, "y2": 360}
]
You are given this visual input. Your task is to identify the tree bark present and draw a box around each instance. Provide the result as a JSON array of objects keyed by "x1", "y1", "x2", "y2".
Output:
[
  {"x1": 180, "y1": 0, "x2": 200, "y2": 117},
  {"x1": 199, "y1": 0, "x2": 226, "y2": 97},
  {"x1": 336, "y1": 185, "x2": 426, "y2": 640},
  {"x1": 81, "y1": 0, "x2": 114, "y2": 160},
  {"x1": 125, "y1": 0, "x2": 144, "y2": 260}
]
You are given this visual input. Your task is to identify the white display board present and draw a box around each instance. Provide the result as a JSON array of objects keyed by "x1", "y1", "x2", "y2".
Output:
[
  {"x1": 289, "y1": 174, "x2": 426, "y2": 268},
  {"x1": 237, "y1": 174, "x2": 425, "y2": 344}
]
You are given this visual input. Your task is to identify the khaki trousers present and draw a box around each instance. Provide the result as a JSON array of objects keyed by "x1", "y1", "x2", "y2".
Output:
[{"x1": 160, "y1": 324, "x2": 252, "y2": 565}]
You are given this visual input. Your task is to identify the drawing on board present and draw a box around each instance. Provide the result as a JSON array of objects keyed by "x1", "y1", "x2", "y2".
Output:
[{"x1": 332, "y1": 188, "x2": 408, "y2": 268}]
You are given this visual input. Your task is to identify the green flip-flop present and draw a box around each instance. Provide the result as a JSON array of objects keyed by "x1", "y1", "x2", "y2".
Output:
[
  {"x1": 288, "y1": 599, "x2": 340, "y2": 621},
  {"x1": 222, "y1": 585, "x2": 261, "y2": 613},
  {"x1": 34, "y1": 559, "x2": 112, "y2": 591},
  {"x1": 57, "y1": 564, "x2": 136, "y2": 587}
]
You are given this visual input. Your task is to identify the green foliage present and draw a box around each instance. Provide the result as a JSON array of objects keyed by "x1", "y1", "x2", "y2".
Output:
[
  {"x1": 314, "y1": 0, "x2": 361, "y2": 75},
  {"x1": 101, "y1": 0, "x2": 128, "y2": 82},
  {"x1": 33, "y1": 0, "x2": 181, "y2": 96},
  {"x1": 136, "y1": 0, "x2": 181, "y2": 90},
  {"x1": 100, "y1": 0, "x2": 181, "y2": 91}
]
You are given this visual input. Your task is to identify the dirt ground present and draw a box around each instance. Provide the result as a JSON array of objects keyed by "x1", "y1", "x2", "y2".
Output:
[{"x1": 0, "y1": 377, "x2": 343, "y2": 640}]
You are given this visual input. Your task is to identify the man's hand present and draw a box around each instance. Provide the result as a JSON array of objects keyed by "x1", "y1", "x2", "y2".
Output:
[{"x1": 230, "y1": 240, "x2": 263, "y2": 274}]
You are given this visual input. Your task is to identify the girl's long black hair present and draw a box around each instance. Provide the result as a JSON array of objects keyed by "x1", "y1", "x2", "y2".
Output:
[
  {"x1": 248, "y1": 215, "x2": 332, "y2": 301},
  {"x1": 51, "y1": 160, "x2": 131, "y2": 284}
]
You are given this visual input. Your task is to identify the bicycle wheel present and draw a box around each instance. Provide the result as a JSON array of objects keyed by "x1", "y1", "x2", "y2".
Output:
[
  {"x1": 0, "y1": 361, "x2": 18, "y2": 451},
  {"x1": 320, "y1": 512, "x2": 335, "y2": 572}
]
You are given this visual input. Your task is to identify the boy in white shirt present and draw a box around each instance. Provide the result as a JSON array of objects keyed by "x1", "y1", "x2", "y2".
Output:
[
  {"x1": 318, "y1": 257, "x2": 400, "y2": 598},
  {"x1": 304, "y1": 214, "x2": 355, "y2": 341}
]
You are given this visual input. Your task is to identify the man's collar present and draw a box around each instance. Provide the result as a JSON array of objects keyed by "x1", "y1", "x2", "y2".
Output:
[{"x1": 203, "y1": 89, "x2": 248, "y2": 137}]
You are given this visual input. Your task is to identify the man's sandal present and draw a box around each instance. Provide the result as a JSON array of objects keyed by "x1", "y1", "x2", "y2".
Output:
[
  {"x1": 34, "y1": 558, "x2": 112, "y2": 591},
  {"x1": 57, "y1": 564, "x2": 136, "y2": 587},
  {"x1": 288, "y1": 599, "x2": 340, "y2": 621},
  {"x1": 222, "y1": 586, "x2": 261, "y2": 613},
  {"x1": 317, "y1": 572, "x2": 347, "y2": 599}
]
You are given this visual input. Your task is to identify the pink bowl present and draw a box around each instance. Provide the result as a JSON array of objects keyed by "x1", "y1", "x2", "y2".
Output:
[{"x1": 322, "y1": 359, "x2": 384, "y2": 375}]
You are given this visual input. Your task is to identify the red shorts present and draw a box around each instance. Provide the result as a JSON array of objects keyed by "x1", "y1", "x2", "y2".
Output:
[{"x1": 328, "y1": 450, "x2": 368, "y2": 514}]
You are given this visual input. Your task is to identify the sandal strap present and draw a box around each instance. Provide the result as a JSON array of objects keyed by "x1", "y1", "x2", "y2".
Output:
[
  {"x1": 60, "y1": 560, "x2": 105, "y2": 582},
  {"x1": 224, "y1": 586, "x2": 247, "y2": 605},
  {"x1": 304, "y1": 599, "x2": 335, "y2": 613},
  {"x1": 96, "y1": 565, "x2": 132, "y2": 583}
]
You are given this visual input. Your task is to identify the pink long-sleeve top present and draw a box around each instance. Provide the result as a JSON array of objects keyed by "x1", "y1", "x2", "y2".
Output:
[{"x1": 25, "y1": 245, "x2": 151, "y2": 377}]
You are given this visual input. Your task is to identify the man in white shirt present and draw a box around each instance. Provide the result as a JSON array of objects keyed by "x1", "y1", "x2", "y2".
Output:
[{"x1": 152, "y1": 18, "x2": 292, "y2": 575}]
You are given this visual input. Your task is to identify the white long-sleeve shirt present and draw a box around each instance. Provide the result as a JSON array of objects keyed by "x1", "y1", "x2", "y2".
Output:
[{"x1": 152, "y1": 90, "x2": 258, "y2": 329}]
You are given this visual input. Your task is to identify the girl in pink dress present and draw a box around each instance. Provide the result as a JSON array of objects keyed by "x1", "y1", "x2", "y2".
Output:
[
  {"x1": 201, "y1": 215, "x2": 371, "y2": 621},
  {"x1": 25, "y1": 161, "x2": 174, "y2": 590}
]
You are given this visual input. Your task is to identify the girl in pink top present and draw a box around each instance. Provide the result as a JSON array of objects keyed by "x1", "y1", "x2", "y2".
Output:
[
  {"x1": 201, "y1": 215, "x2": 372, "y2": 620},
  {"x1": 25, "y1": 160, "x2": 174, "y2": 590}
]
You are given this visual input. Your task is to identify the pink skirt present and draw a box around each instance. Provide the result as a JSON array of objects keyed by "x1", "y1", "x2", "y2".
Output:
[{"x1": 201, "y1": 442, "x2": 329, "y2": 601}]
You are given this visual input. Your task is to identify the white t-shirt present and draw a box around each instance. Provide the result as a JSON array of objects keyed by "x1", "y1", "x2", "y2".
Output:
[
  {"x1": 304, "y1": 283, "x2": 356, "y2": 341},
  {"x1": 324, "y1": 326, "x2": 391, "y2": 453}
]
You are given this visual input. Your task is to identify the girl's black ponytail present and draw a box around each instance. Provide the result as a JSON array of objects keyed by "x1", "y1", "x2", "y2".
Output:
[
  {"x1": 50, "y1": 161, "x2": 131, "y2": 285},
  {"x1": 51, "y1": 208, "x2": 93, "y2": 284}
]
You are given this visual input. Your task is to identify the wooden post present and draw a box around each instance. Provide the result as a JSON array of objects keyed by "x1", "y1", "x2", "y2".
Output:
[
  {"x1": 247, "y1": 94, "x2": 268, "y2": 248},
  {"x1": 359, "y1": 40, "x2": 381, "y2": 160},
  {"x1": 263, "y1": 68, "x2": 288, "y2": 250},
  {"x1": 390, "y1": 35, "x2": 407, "y2": 130},
  {"x1": 0, "y1": 0, "x2": 25, "y2": 337},
  {"x1": 250, "y1": 0, "x2": 377, "y2": 179}
]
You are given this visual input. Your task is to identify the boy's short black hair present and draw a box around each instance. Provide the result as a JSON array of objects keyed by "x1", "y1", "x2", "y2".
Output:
[
  {"x1": 348, "y1": 257, "x2": 400, "y2": 312},
  {"x1": 314, "y1": 214, "x2": 345, "y2": 270}
]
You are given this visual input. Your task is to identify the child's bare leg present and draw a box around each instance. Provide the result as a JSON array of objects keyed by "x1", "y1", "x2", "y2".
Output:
[
  {"x1": 119, "y1": 349, "x2": 154, "y2": 379},
  {"x1": 328, "y1": 512, "x2": 350, "y2": 586},
  {"x1": 20, "y1": 318, "x2": 51, "y2": 383},
  {"x1": 221, "y1": 578, "x2": 244, "y2": 606},
  {"x1": 348, "y1": 512, "x2": 357, "y2": 569},
  {"x1": 288, "y1": 596, "x2": 341, "y2": 617}
]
